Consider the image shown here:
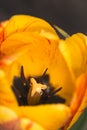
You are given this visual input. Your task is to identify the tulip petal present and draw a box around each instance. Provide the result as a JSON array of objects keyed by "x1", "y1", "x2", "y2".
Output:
[
  {"x1": 59, "y1": 33, "x2": 87, "y2": 77},
  {"x1": 12, "y1": 104, "x2": 71, "y2": 130},
  {"x1": 4, "y1": 15, "x2": 59, "y2": 40},
  {"x1": 0, "y1": 24, "x2": 4, "y2": 44},
  {"x1": 0, "y1": 32, "x2": 58, "y2": 83},
  {"x1": 0, "y1": 70, "x2": 18, "y2": 106},
  {"x1": 20, "y1": 118, "x2": 46, "y2": 130},
  {"x1": 61, "y1": 73, "x2": 87, "y2": 129},
  {"x1": 0, "y1": 105, "x2": 46, "y2": 130},
  {"x1": 68, "y1": 73, "x2": 87, "y2": 128},
  {"x1": 0, "y1": 105, "x2": 17, "y2": 121}
]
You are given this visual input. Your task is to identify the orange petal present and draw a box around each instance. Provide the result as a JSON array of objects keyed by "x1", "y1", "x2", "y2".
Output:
[
  {"x1": 0, "y1": 70, "x2": 18, "y2": 106},
  {"x1": 69, "y1": 73, "x2": 87, "y2": 128},
  {"x1": 0, "y1": 23, "x2": 4, "y2": 44},
  {"x1": 20, "y1": 118, "x2": 46, "y2": 130},
  {"x1": 62, "y1": 73, "x2": 87, "y2": 129}
]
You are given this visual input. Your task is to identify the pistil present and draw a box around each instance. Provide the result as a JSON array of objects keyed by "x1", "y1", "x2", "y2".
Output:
[{"x1": 27, "y1": 78, "x2": 47, "y2": 105}]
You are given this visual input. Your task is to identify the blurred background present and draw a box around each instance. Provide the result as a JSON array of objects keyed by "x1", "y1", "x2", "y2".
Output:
[{"x1": 0, "y1": 0, "x2": 87, "y2": 35}]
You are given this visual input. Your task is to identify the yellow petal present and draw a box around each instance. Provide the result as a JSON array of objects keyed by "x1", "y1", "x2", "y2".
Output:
[
  {"x1": 59, "y1": 33, "x2": 87, "y2": 77},
  {"x1": 0, "y1": 105, "x2": 46, "y2": 130},
  {"x1": 0, "y1": 70, "x2": 18, "y2": 106},
  {"x1": 0, "y1": 105, "x2": 17, "y2": 122},
  {"x1": 4, "y1": 15, "x2": 59, "y2": 40},
  {"x1": 12, "y1": 104, "x2": 71, "y2": 130},
  {"x1": 47, "y1": 44, "x2": 75, "y2": 104}
]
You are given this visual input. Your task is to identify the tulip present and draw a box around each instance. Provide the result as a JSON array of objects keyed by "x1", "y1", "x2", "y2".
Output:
[{"x1": 0, "y1": 15, "x2": 87, "y2": 130}]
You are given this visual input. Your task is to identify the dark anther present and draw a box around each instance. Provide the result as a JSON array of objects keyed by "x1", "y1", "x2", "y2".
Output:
[
  {"x1": 50, "y1": 87, "x2": 62, "y2": 96},
  {"x1": 40, "y1": 87, "x2": 65, "y2": 104},
  {"x1": 12, "y1": 66, "x2": 30, "y2": 105},
  {"x1": 34, "y1": 68, "x2": 49, "y2": 85},
  {"x1": 20, "y1": 66, "x2": 26, "y2": 83},
  {"x1": 42, "y1": 68, "x2": 48, "y2": 77}
]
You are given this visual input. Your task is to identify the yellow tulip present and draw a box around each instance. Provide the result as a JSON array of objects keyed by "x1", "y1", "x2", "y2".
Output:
[
  {"x1": 0, "y1": 15, "x2": 87, "y2": 130},
  {"x1": 0, "y1": 15, "x2": 75, "y2": 104}
]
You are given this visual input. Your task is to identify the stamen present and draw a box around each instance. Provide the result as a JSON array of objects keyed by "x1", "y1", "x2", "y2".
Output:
[
  {"x1": 20, "y1": 66, "x2": 28, "y2": 86},
  {"x1": 50, "y1": 87, "x2": 62, "y2": 96},
  {"x1": 34, "y1": 68, "x2": 49, "y2": 84},
  {"x1": 40, "y1": 87, "x2": 65, "y2": 104},
  {"x1": 12, "y1": 66, "x2": 66, "y2": 106},
  {"x1": 42, "y1": 68, "x2": 48, "y2": 77}
]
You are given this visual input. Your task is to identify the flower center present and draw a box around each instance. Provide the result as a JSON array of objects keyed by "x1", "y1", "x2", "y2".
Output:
[{"x1": 12, "y1": 66, "x2": 65, "y2": 106}]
